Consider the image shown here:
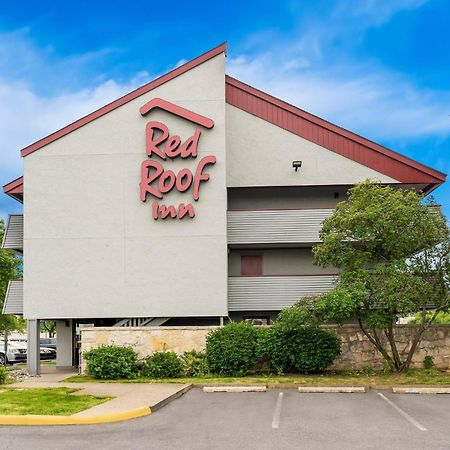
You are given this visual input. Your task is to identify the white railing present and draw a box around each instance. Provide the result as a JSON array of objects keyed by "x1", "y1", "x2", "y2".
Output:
[
  {"x1": 2, "y1": 214, "x2": 23, "y2": 253},
  {"x1": 114, "y1": 317, "x2": 170, "y2": 327}
]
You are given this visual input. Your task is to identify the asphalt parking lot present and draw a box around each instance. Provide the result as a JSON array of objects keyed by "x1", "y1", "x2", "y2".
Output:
[{"x1": 1, "y1": 389, "x2": 450, "y2": 450}]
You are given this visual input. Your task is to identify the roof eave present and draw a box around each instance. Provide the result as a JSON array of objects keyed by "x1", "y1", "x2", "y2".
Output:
[
  {"x1": 3, "y1": 176, "x2": 24, "y2": 204},
  {"x1": 225, "y1": 75, "x2": 447, "y2": 185}
]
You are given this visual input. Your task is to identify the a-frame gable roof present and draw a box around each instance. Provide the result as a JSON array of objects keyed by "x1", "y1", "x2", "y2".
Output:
[
  {"x1": 225, "y1": 75, "x2": 446, "y2": 190},
  {"x1": 20, "y1": 43, "x2": 227, "y2": 158},
  {"x1": 3, "y1": 44, "x2": 446, "y2": 200}
]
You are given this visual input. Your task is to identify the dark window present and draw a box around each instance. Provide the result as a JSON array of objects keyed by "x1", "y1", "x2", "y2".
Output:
[
  {"x1": 241, "y1": 254, "x2": 263, "y2": 276},
  {"x1": 243, "y1": 316, "x2": 270, "y2": 325}
]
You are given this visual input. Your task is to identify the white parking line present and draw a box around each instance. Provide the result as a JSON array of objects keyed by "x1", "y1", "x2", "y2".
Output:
[
  {"x1": 377, "y1": 392, "x2": 427, "y2": 431},
  {"x1": 272, "y1": 392, "x2": 284, "y2": 429}
]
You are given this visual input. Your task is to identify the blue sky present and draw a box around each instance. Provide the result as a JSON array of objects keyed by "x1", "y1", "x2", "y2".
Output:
[{"x1": 1, "y1": 0, "x2": 449, "y2": 219}]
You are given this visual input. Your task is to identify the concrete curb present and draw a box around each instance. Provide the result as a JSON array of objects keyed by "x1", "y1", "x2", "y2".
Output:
[
  {"x1": 0, "y1": 407, "x2": 151, "y2": 426},
  {"x1": 150, "y1": 384, "x2": 193, "y2": 411},
  {"x1": 0, "y1": 383, "x2": 193, "y2": 426},
  {"x1": 298, "y1": 386, "x2": 365, "y2": 393},
  {"x1": 203, "y1": 386, "x2": 267, "y2": 393},
  {"x1": 393, "y1": 387, "x2": 450, "y2": 394}
]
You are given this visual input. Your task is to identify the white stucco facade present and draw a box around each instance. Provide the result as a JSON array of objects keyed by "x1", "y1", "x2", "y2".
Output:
[
  {"x1": 226, "y1": 105, "x2": 398, "y2": 188},
  {"x1": 23, "y1": 53, "x2": 228, "y2": 319}
]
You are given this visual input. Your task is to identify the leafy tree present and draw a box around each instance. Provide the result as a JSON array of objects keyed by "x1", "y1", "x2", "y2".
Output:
[
  {"x1": 0, "y1": 219, "x2": 24, "y2": 338},
  {"x1": 409, "y1": 311, "x2": 450, "y2": 324},
  {"x1": 312, "y1": 180, "x2": 450, "y2": 372},
  {"x1": 41, "y1": 321, "x2": 56, "y2": 337}
]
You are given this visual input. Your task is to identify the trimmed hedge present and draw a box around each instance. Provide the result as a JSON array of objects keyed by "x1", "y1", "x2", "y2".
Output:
[
  {"x1": 83, "y1": 345, "x2": 137, "y2": 380},
  {"x1": 141, "y1": 351, "x2": 182, "y2": 378},
  {"x1": 257, "y1": 325, "x2": 341, "y2": 374},
  {"x1": 206, "y1": 322, "x2": 258, "y2": 376},
  {"x1": 82, "y1": 314, "x2": 341, "y2": 379}
]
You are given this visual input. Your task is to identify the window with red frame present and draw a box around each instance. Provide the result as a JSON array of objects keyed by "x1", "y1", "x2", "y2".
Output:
[{"x1": 240, "y1": 254, "x2": 263, "y2": 276}]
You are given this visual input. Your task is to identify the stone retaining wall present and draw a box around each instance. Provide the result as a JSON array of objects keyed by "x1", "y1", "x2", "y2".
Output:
[
  {"x1": 80, "y1": 324, "x2": 450, "y2": 373},
  {"x1": 329, "y1": 324, "x2": 450, "y2": 371},
  {"x1": 80, "y1": 326, "x2": 218, "y2": 373}
]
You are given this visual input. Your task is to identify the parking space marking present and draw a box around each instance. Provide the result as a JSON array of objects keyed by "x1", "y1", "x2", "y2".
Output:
[
  {"x1": 377, "y1": 393, "x2": 427, "y2": 431},
  {"x1": 271, "y1": 392, "x2": 284, "y2": 429}
]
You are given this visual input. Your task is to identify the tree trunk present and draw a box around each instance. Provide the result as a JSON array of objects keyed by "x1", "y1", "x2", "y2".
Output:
[
  {"x1": 357, "y1": 320, "x2": 395, "y2": 370},
  {"x1": 384, "y1": 322, "x2": 403, "y2": 371},
  {"x1": 400, "y1": 324, "x2": 427, "y2": 372}
]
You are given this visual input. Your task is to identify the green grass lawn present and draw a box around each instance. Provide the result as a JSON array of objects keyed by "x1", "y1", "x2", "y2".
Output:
[
  {"x1": 63, "y1": 368, "x2": 450, "y2": 386},
  {"x1": 0, "y1": 388, "x2": 111, "y2": 416}
]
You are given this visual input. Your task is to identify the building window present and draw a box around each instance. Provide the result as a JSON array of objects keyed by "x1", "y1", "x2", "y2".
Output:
[{"x1": 241, "y1": 254, "x2": 263, "y2": 276}]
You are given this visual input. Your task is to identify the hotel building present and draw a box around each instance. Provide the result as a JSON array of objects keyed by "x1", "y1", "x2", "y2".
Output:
[{"x1": 2, "y1": 44, "x2": 446, "y2": 374}]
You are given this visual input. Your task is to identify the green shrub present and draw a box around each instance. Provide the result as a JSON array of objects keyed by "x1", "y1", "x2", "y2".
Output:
[
  {"x1": 423, "y1": 355, "x2": 434, "y2": 369},
  {"x1": 257, "y1": 325, "x2": 341, "y2": 374},
  {"x1": 181, "y1": 350, "x2": 209, "y2": 377},
  {"x1": 361, "y1": 365, "x2": 375, "y2": 376},
  {"x1": 206, "y1": 322, "x2": 258, "y2": 376},
  {"x1": 83, "y1": 345, "x2": 137, "y2": 380},
  {"x1": 276, "y1": 298, "x2": 319, "y2": 329},
  {"x1": 0, "y1": 366, "x2": 8, "y2": 384},
  {"x1": 141, "y1": 351, "x2": 182, "y2": 378}
]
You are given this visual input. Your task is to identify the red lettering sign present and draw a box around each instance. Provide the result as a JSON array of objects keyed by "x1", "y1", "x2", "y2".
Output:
[{"x1": 139, "y1": 99, "x2": 215, "y2": 220}]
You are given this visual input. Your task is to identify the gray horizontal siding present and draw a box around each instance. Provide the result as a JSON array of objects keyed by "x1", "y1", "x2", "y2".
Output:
[
  {"x1": 227, "y1": 209, "x2": 333, "y2": 245},
  {"x1": 228, "y1": 275, "x2": 336, "y2": 311},
  {"x1": 3, "y1": 280, "x2": 23, "y2": 315},
  {"x1": 2, "y1": 214, "x2": 23, "y2": 252}
]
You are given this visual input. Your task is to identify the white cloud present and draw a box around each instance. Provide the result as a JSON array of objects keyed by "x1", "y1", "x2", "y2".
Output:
[
  {"x1": 227, "y1": 0, "x2": 450, "y2": 144},
  {"x1": 333, "y1": 0, "x2": 430, "y2": 27},
  {"x1": 0, "y1": 70, "x2": 150, "y2": 184},
  {"x1": 228, "y1": 52, "x2": 450, "y2": 141},
  {"x1": 175, "y1": 59, "x2": 188, "y2": 68}
]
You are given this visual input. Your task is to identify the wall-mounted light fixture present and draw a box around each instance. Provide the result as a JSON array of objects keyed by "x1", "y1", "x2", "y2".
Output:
[{"x1": 292, "y1": 160, "x2": 302, "y2": 172}]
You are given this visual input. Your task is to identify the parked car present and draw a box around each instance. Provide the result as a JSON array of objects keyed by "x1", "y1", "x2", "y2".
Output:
[
  {"x1": 40, "y1": 338, "x2": 57, "y2": 350},
  {"x1": 0, "y1": 341, "x2": 56, "y2": 365},
  {"x1": 0, "y1": 341, "x2": 27, "y2": 365},
  {"x1": 40, "y1": 347, "x2": 56, "y2": 360}
]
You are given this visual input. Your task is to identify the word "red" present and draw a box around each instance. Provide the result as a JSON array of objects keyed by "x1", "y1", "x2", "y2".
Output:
[{"x1": 139, "y1": 121, "x2": 216, "y2": 220}]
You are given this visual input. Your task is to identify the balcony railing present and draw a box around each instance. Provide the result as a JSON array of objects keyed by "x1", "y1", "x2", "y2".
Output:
[
  {"x1": 228, "y1": 275, "x2": 337, "y2": 311},
  {"x1": 2, "y1": 280, "x2": 23, "y2": 315},
  {"x1": 2, "y1": 214, "x2": 23, "y2": 254},
  {"x1": 227, "y1": 208, "x2": 334, "y2": 245}
]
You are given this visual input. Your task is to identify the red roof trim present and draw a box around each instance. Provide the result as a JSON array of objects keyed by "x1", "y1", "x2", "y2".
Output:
[
  {"x1": 3, "y1": 176, "x2": 23, "y2": 193},
  {"x1": 3, "y1": 176, "x2": 23, "y2": 203},
  {"x1": 225, "y1": 75, "x2": 446, "y2": 186},
  {"x1": 21, "y1": 43, "x2": 227, "y2": 158}
]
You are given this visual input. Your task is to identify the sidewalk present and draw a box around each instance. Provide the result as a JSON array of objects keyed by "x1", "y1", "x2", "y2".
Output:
[{"x1": 12, "y1": 366, "x2": 191, "y2": 417}]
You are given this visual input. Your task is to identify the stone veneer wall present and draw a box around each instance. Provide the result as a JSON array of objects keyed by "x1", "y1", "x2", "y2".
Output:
[
  {"x1": 80, "y1": 326, "x2": 218, "y2": 373},
  {"x1": 329, "y1": 324, "x2": 450, "y2": 371},
  {"x1": 80, "y1": 324, "x2": 450, "y2": 373}
]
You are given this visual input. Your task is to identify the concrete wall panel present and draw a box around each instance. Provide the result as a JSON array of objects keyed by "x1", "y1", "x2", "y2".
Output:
[{"x1": 24, "y1": 54, "x2": 228, "y2": 319}]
